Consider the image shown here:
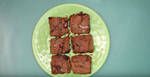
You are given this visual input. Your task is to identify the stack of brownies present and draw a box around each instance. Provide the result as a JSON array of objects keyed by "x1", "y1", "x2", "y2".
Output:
[{"x1": 49, "y1": 12, "x2": 94, "y2": 74}]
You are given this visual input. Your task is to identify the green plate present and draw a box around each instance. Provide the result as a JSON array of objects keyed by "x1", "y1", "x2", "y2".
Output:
[{"x1": 32, "y1": 4, "x2": 110, "y2": 77}]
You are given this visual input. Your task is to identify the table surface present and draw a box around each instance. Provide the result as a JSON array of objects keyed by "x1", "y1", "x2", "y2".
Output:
[{"x1": 0, "y1": 0, "x2": 150, "y2": 77}]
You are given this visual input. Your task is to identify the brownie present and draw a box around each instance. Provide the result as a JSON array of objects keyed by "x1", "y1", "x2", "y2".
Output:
[
  {"x1": 71, "y1": 35, "x2": 94, "y2": 53},
  {"x1": 71, "y1": 55, "x2": 91, "y2": 74},
  {"x1": 70, "y1": 12, "x2": 90, "y2": 34},
  {"x1": 49, "y1": 17, "x2": 69, "y2": 37},
  {"x1": 50, "y1": 37, "x2": 70, "y2": 54},
  {"x1": 51, "y1": 55, "x2": 71, "y2": 74}
]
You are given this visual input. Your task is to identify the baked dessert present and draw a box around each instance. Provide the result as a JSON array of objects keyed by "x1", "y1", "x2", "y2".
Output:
[
  {"x1": 50, "y1": 37, "x2": 70, "y2": 54},
  {"x1": 71, "y1": 55, "x2": 91, "y2": 74},
  {"x1": 49, "y1": 17, "x2": 69, "y2": 37},
  {"x1": 51, "y1": 55, "x2": 71, "y2": 74},
  {"x1": 71, "y1": 34, "x2": 94, "y2": 53},
  {"x1": 70, "y1": 12, "x2": 90, "y2": 34},
  {"x1": 49, "y1": 12, "x2": 94, "y2": 75}
]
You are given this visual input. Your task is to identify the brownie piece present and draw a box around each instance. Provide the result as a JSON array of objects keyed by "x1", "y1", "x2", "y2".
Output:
[
  {"x1": 70, "y1": 12, "x2": 90, "y2": 34},
  {"x1": 49, "y1": 17, "x2": 68, "y2": 37},
  {"x1": 51, "y1": 55, "x2": 71, "y2": 74},
  {"x1": 71, "y1": 35, "x2": 94, "y2": 53},
  {"x1": 71, "y1": 55, "x2": 91, "y2": 74},
  {"x1": 50, "y1": 37, "x2": 70, "y2": 54}
]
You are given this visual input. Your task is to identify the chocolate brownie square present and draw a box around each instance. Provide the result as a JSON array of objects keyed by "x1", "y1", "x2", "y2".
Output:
[
  {"x1": 51, "y1": 55, "x2": 71, "y2": 74},
  {"x1": 49, "y1": 17, "x2": 69, "y2": 37},
  {"x1": 70, "y1": 12, "x2": 90, "y2": 34},
  {"x1": 71, "y1": 35, "x2": 94, "y2": 53},
  {"x1": 50, "y1": 37, "x2": 70, "y2": 54},
  {"x1": 71, "y1": 55, "x2": 91, "y2": 74}
]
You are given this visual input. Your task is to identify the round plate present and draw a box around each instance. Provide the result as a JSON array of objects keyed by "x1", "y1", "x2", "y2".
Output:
[{"x1": 32, "y1": 4, "x2": 110, "y2": 77}]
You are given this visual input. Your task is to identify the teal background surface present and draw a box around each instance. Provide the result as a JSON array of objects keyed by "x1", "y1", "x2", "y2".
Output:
[{"x1": 0, "y1": 0, "x2": 150, "y2": 77}]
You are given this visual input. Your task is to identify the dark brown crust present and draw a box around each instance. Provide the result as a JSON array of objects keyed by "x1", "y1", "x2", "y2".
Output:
[
  {"x1": 50, "y1": 37, "x2": 70, "y2": 54},
  {"x1": 71, "y1": 34, "x2": 94, "y2": 53},
  {"x1": 71, "y1": 55, "x2": 91, "y2": 74},
  {"x1": 49, "y1": 17, "x2": 69, "y2": 37},
  {"x1": 70, "y1": 12, "x2": 90, "y2": 34},
  {"x1": 51, "y1": 55, "x2": 71, "y2": 74}
]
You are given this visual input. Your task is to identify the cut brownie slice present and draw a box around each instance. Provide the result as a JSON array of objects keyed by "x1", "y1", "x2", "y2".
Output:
[
  {"x1": 50, "y1": 37, "x2": 70, "y2": 54},
  {"x1": 71, "y1": 34, "x2": 94, "y2": 53},
  {"x1": 71, "y1": 55, "x2": 91, "y2": 74},
  {"x1": 51, "y1": 55, "x2": 71, "y2": 74},
  {"x1": 70, "y1": 12, "x2": 90, "y2": 34},
  {"x1": 49, "y1": 17, "x2": 68, "y2": 37}
]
